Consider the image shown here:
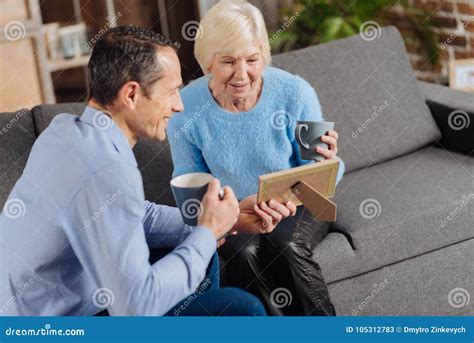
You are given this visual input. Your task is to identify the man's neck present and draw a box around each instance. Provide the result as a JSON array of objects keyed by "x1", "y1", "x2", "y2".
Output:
[{"x1": 87, "y1": 100, "x2": 137, "y2": 148}]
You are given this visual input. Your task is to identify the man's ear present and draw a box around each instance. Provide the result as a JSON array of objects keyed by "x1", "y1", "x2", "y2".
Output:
[{"x1": 119, "y1": 81, "x2": 140, "y2": 110}]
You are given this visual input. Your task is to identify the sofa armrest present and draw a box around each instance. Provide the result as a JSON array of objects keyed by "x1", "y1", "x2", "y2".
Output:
[{"x1": 418, "y1": 81, "x2": 473, "y2": 155}]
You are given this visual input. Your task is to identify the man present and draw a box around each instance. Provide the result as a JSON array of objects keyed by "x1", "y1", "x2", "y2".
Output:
[{"x1": 0, "y1": 26, "x2": 290, "y2": 316}]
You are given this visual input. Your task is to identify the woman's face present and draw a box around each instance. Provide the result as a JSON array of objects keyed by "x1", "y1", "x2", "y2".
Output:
[{"x1": 207, "y1": 45, "x2": 265, "y2": 100}]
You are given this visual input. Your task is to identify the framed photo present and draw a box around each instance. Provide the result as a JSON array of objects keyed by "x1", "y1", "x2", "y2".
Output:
[
  {"x1": 257, "y1": 159, "x2": 339, "y2": 206},
  {"x1": 449, "y1": 58, "x2": 474, "y2": 93},
  {"x1": 257, "y1": 159, "x2": 340, "y2": 221}
]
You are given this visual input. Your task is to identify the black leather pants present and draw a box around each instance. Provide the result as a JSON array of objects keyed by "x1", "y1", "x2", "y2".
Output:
[{"x1": 218, "y1": 207, "x2": 336, "y2": 316}]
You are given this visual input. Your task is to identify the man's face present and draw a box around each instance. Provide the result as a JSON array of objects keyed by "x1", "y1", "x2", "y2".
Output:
[{"x1": 129, "y1": 47, "x2": 184, "y2": 142}]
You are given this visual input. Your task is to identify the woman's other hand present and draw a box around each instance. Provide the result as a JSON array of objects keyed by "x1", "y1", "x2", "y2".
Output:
[
  {"x1": 316, "y1": 129, "x2": 339, "y2": 160},
  {"x1": 234, "y1": 195, "x2": 296, "y2": 234}
]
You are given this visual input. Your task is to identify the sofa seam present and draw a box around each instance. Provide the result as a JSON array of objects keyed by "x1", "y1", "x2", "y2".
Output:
[
  {"x1": 30, "y1": 105, "x2": 43, "y2": 138},
  {"x1": 327, "y1": 236, "x2": 474, "y2": 285}
]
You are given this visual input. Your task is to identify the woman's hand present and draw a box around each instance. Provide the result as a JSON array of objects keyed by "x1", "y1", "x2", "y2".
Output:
[
  {"x1": 233, "y1": 194, "x2": 297, "y2": 234},
  {"x1": 316, "y1": 129, "x2": 339, "y2": 160}
]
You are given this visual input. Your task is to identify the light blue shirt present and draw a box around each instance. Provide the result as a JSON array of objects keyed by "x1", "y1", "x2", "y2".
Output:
[
  {"x1": 167, "y1": 67, "x2": 345, "y2": 200},
  {"x1": 0, "y1": 106, "x2": 216, "y2": 316}
]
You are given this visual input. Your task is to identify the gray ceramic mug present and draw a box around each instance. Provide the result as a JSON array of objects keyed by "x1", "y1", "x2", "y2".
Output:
[
  {"x1": 295, "y1": 121, "x2": 335, "y2": 161},
  {"x1": 171, "y1": 172, "x2": 221, "y2": 226}
]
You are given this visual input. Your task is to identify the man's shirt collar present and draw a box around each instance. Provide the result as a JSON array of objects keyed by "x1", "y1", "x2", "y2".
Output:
[{"x1": 80, "y1": 106, "x2": 138, "y2": 166}]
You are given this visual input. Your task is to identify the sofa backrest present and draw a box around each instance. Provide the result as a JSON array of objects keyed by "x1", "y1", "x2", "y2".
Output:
[
  {"x1": 30, "y1": 103, "x2": 176, "y2": 207},
  {"x1": 0, "y1": 109, "x2": 37, "y2": 208},
  {"x1": 272, "y1": 26, "x2": 441, "y2": 173}
]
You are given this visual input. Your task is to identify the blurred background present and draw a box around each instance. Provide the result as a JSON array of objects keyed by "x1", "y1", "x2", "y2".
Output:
[{"x1": 0, "y1": 0, "x2": 473, "y2": 112}]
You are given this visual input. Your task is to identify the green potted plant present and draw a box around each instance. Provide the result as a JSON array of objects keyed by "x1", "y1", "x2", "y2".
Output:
[{"x1": 270, "y1": 0, "x2": 439, "y2": 65}]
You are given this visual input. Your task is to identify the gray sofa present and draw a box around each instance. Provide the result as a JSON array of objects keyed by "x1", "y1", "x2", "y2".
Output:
[{"x1": 1, "y1": 26, "x2": 473, "y2": 315}]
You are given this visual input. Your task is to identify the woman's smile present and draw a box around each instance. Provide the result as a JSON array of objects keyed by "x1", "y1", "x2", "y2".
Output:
[{"x1": 228, "y1": 82, "x2": 249, "y2": 92}]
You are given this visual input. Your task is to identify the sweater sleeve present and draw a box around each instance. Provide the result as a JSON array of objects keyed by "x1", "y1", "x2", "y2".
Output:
[{"x1": 293, "y1": 78, "x2": 345, "y2": 184}]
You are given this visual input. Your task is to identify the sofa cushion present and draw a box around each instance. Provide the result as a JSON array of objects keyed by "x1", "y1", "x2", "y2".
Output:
[
  {"x1": 272, "y1": 26, "x2": 441, "y2": 173},
  {"x1": 134, "y1": 139, "x2": 175, "y2": 206},
  {"x1": 418, "y1": 81, "x2": 474, "y2": 155},
  {"x1": 313, "y1": 146, "x2": 474, "y2": 283},
  {"x1": 32, "y1": 103, "x2": 87, "y2": 135},
  {"x1": 329, "y1": 238, "x2": 474, "y2": 315},
  {"x1": 0, "y1": 109, "x2": 36, "y2": 208},
  {"x1": 31, "y1": 103, "x2": 175, "y2": 206}
]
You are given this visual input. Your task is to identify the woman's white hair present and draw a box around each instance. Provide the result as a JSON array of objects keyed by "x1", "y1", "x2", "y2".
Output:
[{"x1": 194, "y1": 0, "x2": 271, "y2": 73}]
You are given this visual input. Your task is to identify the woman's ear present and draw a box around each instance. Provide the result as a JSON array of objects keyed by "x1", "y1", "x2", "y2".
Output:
[{"x1": 205, "y1": 60, "x2": 214, "y2": 75}]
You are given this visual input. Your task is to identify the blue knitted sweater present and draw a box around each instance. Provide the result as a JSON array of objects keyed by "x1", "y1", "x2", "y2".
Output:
[{"x1": 167, "y1": 66, "x2": 345, "y2": 200}]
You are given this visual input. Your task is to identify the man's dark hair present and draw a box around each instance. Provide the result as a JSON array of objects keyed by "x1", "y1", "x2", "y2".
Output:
[{"x1": 88, "y1": 25, "x2": 180, "y2": 105}]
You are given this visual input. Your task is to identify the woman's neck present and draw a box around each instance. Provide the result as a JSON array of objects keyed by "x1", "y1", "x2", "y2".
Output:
[{"x1": 210, "y1": 78, "x2": 263, "y2": 113}]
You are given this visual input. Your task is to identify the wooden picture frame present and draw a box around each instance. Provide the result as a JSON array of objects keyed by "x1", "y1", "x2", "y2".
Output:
[
  {"x1": 257, "y1": 159, "x2": 340, "y2": 221},
  {"x1": 449, "y1": 59, "x2": 474, "y2": 93}
]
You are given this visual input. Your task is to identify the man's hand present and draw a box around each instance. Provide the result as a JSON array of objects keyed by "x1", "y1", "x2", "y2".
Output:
[
  {"x1": 234, "y1": 194, "x2": 297, "y2": 234},
  {"x1": 198, "y1": 179, "x2": 240, "y2": 240}
]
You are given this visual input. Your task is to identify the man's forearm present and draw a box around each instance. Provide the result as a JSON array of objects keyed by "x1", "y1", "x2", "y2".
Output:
[
  {"x1": 142, "y1": 200, "x2": 193, "y2": 248},
  {"x1": 114, "y1": 226, "x2": 216, "y2": 316}
]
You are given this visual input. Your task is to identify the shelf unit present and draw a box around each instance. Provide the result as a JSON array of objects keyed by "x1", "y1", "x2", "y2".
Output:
[
  {"x1": 0, "y1": 0, "x2": 55, "y2": 109},
  {"x1": 1, "y1": 0, "x2": 202, "y2": 111},
  {"x1": 47, "y1": 55, "x2": 90, "y2": 73}
]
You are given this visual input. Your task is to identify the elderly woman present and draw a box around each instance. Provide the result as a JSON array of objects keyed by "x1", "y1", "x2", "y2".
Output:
[{"x1": 168, "y1": 0, "x2": 345, "y2": 316}]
